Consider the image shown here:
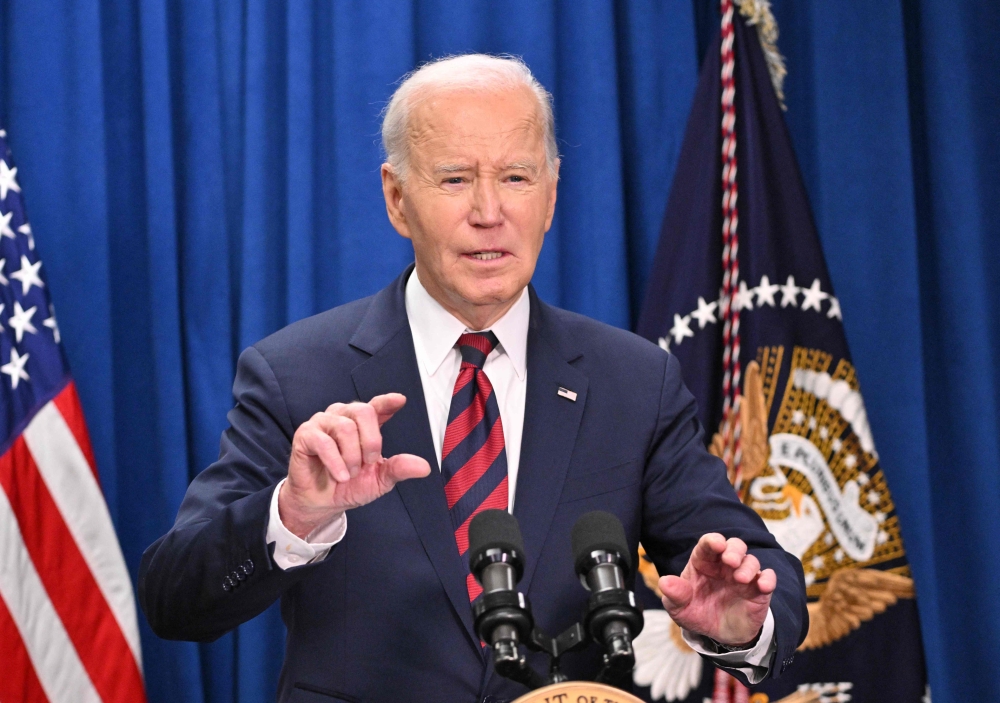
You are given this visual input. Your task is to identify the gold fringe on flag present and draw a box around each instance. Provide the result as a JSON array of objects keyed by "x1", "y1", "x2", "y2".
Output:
[{"x1": 735, "y1": 0, "x2": 788, "y2": 109}]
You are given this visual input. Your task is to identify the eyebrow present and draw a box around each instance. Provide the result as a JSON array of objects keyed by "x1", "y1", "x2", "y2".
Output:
[
  {"x1": 434, "y1": 163, "x2": 473, "y2": 174},
  {"x1": 432, "y1": 160, "x2": 540, "y2": 175},
  {"x1": 506, "y1": 161, "x2": 539, "y2": 174}
]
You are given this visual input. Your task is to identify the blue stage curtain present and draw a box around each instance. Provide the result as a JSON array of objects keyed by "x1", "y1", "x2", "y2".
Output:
[
  {"x1": 0, "y1": 1, "x2": 996, "y2": 701},
  {"x1": 0, "y1": 2, "x2": 697, "y2": 701}
]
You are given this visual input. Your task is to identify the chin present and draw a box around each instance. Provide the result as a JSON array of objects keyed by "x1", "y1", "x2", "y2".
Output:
[{"x1": 457, "y1": 278, "x2": 523, "y2": 306}]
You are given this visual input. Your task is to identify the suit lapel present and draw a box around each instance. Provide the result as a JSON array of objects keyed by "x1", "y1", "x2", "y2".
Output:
[
  {"x1": 513, "y1": 290, "x2": 588, "y2": 592},
  {"x1": 349, "y1": 268, "x2": 482, "y2": 655}
]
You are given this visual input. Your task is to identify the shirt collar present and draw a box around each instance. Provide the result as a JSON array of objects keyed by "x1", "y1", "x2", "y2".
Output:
[{"x1": 405, "y1": 268, "x2": 529, "y2": 380}]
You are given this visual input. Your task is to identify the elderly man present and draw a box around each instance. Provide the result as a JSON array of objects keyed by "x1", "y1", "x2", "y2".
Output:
[{"x1": 139, "y1": 54, "x2": 807, "y2": 702}]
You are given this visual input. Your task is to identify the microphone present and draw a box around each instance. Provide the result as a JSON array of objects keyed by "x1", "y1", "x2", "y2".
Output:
[
  {"x1": 468, "y1": 510, "x2": 544, "y2": 689},
  {"x1": 571, "y1": 511, "x2": 644, "y2": 679}
]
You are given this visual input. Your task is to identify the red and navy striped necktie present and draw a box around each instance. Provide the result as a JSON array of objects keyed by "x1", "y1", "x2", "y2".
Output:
[{"x1": 441, "y1": 331, "x2": 508, "y2": 600}]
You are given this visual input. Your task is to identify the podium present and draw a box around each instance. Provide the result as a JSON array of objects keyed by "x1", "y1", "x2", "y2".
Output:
[{"x1": 512, "y1": 682, "x2": 643, "y2": 703}]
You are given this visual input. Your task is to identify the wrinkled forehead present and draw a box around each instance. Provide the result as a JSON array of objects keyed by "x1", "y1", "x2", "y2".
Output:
[{"x1": 406, "y1": 86, "x2": 546, "y2": 166}]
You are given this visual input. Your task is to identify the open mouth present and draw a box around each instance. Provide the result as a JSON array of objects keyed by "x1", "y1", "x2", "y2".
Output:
[{"x1": 467, "y1": 251, "x2": 506, "y2": 261}]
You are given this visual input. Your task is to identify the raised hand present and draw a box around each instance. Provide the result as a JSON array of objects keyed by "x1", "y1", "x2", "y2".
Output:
[
  {"x1": 278, "y1": 393, "x2": 431, "y2": 539},
  {"x1": 658, "y1": 533, "x2": 775, "y2": 646}
]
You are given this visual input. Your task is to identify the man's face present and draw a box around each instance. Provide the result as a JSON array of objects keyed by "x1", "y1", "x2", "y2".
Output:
[{"x1": 381, "y1": 86, "x2": 558, "y2": 326}]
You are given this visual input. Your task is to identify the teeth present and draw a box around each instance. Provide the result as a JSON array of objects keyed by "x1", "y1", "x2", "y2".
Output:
[{"x1": 471, "y1": 252, "x2": 503, "y2": 260}]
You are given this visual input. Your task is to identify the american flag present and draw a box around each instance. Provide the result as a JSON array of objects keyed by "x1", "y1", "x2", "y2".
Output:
[{"x1": 0, "y1": 132, "x2": 146, "y2": 702}]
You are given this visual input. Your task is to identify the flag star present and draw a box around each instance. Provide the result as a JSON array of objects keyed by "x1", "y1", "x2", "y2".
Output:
[
  {"x1": 691, "y1": 296, "x2": 718, "y2": 328},
  {"x1": 8, "y1": 301, "x2": 37, "y2": 343},
  {"x1": 800, "y1": 278, "x2": 829, "y2": 312},
  {"x1": 669, "y1": 313, "x2": 694, "y2": 345},
  {"x1": 17, "y1": 223, "x2": 34, "y2": 250},
  {"x1": 10, "y1": 255, "x2": 43, "y2": 295},
  {"x1": 657, "y1": 336, "x2": 670, "y2": 352},
  {"x1": 734, "y1": 280, "x2": 755, "y2": 311},
  {"x1": 0, "y1": 210, "x2": 14, "y2": 239},
  {"x1": 0, "y1": 161, "x2": 20, "y2": 201},
  {"x1": 827, "y1": 296, "x2": 842, "y2": 320},
  {"x1": 780, "y1": 275, "x2": 799, "y2": 307},
  {"x1": 1, "y1": 347, "x2": 29, "y2": 389},
  {"x1": 755, "y1": 275, "x2": 779, "y2": 307},
  {"x1": 43, "y1": 305, "x2": 60, "y2": 344},
  {"x1": 0, "y1": 258, "x2": 7, "y2": 286}
]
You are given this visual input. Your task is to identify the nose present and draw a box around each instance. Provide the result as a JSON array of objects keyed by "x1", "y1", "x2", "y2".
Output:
[{"x1": 468, "y1": 177, "x2": 503, "y2": 228}]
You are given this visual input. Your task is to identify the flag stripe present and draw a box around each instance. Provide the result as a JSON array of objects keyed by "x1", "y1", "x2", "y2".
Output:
[
  {"x1": 0, "y1": 593, "x2": 50, "y2": 703},
  {"x1": 22, "y1": 400, "x2": 144, "y2": 668},
  {"x1": 0, "y1": 485, "x2": 101, "y2": 703},
  {"x1": 52, "y1": 381, "x2": 98, "y2": 477},
  {"x1": 0, "y1": 436, "x2": 146, "y2": 703}
]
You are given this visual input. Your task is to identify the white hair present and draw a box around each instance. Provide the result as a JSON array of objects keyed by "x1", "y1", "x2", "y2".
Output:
[{"x1": 381, "y1": 54, "x2": 558, "y2": 181}]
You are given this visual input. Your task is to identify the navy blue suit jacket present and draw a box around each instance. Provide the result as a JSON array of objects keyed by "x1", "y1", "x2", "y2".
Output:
[{"x1": 139, "y1": 268, "x2": 807, "y2": 703}]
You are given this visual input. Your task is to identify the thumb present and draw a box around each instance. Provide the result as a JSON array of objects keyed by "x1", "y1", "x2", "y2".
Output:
[
  {"x1": 369, "y1": 393, "x2": 407, "y2": 426},
  {"x1": 379, "y1": 453, "x2": 431, "y2": 488},
  {"x1": 659, "y1": 575, "x2": 693, "y2": 614}
]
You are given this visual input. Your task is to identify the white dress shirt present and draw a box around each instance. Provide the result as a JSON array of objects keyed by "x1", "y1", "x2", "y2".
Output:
[{"x1": 264, "y1": 268, "x2": 776, "y2": 681}]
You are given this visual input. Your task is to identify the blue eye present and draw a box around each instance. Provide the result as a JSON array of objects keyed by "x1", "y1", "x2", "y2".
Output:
[
  {"x1": 509, "y1": 175, "x2": 524, "y2": 182},
  {"x1": 445, "y1": 177, "x2": 462, "y2": 185}
]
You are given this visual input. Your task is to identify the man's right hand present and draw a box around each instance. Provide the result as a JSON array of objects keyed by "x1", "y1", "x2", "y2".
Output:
[{"x1": 278, "y1": 393, "x2": 431, "y2": 539}]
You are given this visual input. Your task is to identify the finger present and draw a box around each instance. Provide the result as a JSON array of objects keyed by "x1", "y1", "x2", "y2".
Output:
[
  {"x1": 721, "y1": 537, "x2": 749, "y2": 569},
  {"x1": 756, "y1": 568, "x2": 777, "y2": 595},
  {"x1": 295, "y1": 428, "x2": 350, "y2": 483},
  {"x1": 658, "y1": 575, "x2": 693, "y2": 613},
  {"x1": 690, "y1": 533, "x2": 727, "y2": 566},
  {"x1": 378, "y1": 454, "x2": 431, "y2": 491},
  {"x1": 733, "y1": 554, "x2": 761, "y2": 584},
  {"x1": 369, "y1": 393, "x2": 408, "y2": 426},
  {"x1": 339, "y1": 402, "x2": 383, "y2": 465},
  {"x1": 325, "y1": 415, "x2": 363, "y2": 476}
]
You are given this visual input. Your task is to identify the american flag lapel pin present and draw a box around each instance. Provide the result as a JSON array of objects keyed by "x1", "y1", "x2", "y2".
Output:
[{"x1": 557, "y1": 386, "x2": 577, "y2": 402}]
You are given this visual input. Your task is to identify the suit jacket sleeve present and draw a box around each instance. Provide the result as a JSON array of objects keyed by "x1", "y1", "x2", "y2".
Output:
[
  {"x1": 640, "y1": 352, "x2": 808, "y2": 682},
  {"x1": 138, "y1": 345, "x2": 330, "y2": 641}
]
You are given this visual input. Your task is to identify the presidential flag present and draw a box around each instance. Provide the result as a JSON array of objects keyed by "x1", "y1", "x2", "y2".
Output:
[
  {"x1": 0, "y1": 132, "x2": 147, "y2": 702},
  {"x1": 631, "y1": 2, "x2": 927, "y2": 702}
]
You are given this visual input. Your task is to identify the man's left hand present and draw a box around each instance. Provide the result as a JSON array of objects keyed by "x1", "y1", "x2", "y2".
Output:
[{"x1": 658, "y1": 533, "x2": 775, "y2": 647}]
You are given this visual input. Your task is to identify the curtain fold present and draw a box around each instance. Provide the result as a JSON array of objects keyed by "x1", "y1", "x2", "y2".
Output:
[{"x1": 0, "y1": 0, "x2": 996, "y2": 701}]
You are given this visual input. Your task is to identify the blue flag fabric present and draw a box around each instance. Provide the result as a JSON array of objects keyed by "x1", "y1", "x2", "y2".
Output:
[{"x1": 632, "y1": 10, "x2": 927, "y2": 703}]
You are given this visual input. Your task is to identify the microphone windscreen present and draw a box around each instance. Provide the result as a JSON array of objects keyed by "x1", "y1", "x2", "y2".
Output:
[
  {"x1": 571, "y1": 511, "x2": 632, "y2": 576},
  {"x1": 468, "y1": 509, "x2": 525, "y2": 561}
]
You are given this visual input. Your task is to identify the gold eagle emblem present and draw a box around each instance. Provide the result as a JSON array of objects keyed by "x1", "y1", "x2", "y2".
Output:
[{"x1": 708, "y1": 352, "x2": 915, "y2": 651}]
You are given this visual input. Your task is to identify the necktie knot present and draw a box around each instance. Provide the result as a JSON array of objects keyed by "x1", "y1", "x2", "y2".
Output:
[{"x1": 456, "y1": 331, "x2": 499, "y2": 369}]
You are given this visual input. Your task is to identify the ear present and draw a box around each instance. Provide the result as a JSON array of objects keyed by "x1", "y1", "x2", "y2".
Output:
[
  {"x1": 543, "y1": 158, "x2": 560, "y2": 232},
  {"x1": 381, "y1": 163, "x2": 411, "y2": 240}
]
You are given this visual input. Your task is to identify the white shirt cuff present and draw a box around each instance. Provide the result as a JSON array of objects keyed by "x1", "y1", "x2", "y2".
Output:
[
  {"x1": 681, "y1": 608, "x2": 776, "y2": 684},
  {"x1": 266, "y1": 478, "x2": 347, "y2": 570}
]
